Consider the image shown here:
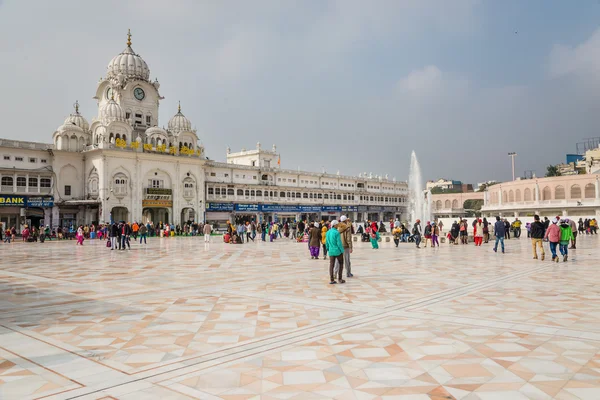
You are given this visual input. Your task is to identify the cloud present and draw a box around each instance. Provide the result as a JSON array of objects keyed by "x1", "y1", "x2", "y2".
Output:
[
  {"x1": 397, "y1": 66, "x2": 442, "y2": 93},
  {"x1": 548, "y1": 28, "x2": 600, "y2": 79}
]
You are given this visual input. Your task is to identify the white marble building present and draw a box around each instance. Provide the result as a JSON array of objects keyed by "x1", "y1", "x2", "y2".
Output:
[{"x1": 0, "y1": 32, "x2": 407, "y2": 231}]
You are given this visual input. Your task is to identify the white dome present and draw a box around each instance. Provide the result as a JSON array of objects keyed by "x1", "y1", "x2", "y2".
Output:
[
  {"x1": 55, "y1": 123, "x2": 84, "y2": 135},
  {"x1": 101, "y1": 99, "x2": 126, "y2": 123},
  {"x1": 63, "y1": 102, "x2": 89, "y2": 131},
  {"x1": 107, "y1": 32, "x2": 149, "y2": 81},
  {"x1": 145, "y1": 126, "x2": 169, "y2": 137},
  {"x1": 168, "y1": 104, "x2": 192, "y2": 133}
]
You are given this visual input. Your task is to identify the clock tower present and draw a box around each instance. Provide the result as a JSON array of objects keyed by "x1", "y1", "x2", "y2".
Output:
[{"x1": 94, "y1": 30, "x2": 163, "y2": 141}]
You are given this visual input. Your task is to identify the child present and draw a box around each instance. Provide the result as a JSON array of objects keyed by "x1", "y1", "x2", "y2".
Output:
[{"x1": 446, "y1": 231, "x2": 454, "y2": 245}]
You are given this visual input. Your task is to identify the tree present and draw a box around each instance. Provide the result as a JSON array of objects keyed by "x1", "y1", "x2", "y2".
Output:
[
  {"x1": 545, "y1": 165, "x2": 561, "y2": 177},
  {"x1": 463, "y1": 199, "x2": 484, "y2": 218},
  {"x1": 477, "y1": 182, "x2": 498, "y2": 192}
]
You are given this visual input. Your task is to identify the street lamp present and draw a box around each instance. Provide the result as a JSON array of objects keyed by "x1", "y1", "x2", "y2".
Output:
[{"x1": 508, "y1": 152, "x2": 517, "y2": 181}]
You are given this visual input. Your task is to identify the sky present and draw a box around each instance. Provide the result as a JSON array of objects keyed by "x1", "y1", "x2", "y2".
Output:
[{"x1": 1, "y1": 0, "x2": 599, "y2": 184}]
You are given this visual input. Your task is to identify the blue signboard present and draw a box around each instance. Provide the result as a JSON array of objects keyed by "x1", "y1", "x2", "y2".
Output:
[
  {"x1": 342, "y1": 206, "x2": 358, "y2": 212},
  {"x1": 0, "y1": 195, "x2": 26, "y2": 207},
  {"x1": 206, "y1": 202, "x2": 234, "y2": 211},
  {"x1": 26, "y1": 197, "x2": 54, "y2": 208},
  {"x1": 261, "y1": 204, "x2": 302, "y2": 213},
  {"x1": 235, "y1": 204, "x2": 260, "y2": 212},
  {"x1": 322, "y1": 206, "x2": 342, "y2": 212}
]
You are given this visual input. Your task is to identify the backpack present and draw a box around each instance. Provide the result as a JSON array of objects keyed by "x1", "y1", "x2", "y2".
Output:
[{"x1": 106, "y1": 239, "x2": 111, "y2": 247}]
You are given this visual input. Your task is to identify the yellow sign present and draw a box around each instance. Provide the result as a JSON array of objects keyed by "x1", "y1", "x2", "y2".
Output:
[
  {"x1": 0, "y1": 196, "x2": 25, "y2": 206},
  {"x1": 142, "y1": 200, "x2": 173, "y2": 208}
]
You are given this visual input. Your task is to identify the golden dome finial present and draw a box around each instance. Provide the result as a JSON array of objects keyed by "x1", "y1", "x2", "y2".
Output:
[
  {"x1": 74, "y1": 100, "x2": 79, "y2": 113},
  {"x1": 127, "y1": 29, "x2": 132, "y2": 47},
  {"x1": 178, "y1": 101, "x2": 181, "y2": 113}
]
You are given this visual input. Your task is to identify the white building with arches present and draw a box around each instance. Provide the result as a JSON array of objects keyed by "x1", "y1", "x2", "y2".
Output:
[{"x1": 0, "y1": 31, "x2": 408, "y2": 231}]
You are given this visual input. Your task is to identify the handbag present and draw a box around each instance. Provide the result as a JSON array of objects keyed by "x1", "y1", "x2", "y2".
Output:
[{"x1": 106, "y1": 239, "x2": 111, "y2": 248}]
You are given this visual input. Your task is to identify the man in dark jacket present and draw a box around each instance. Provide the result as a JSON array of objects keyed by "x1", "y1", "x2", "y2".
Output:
[
  {"x1": 110, "y1": 222, "x2": 120, "y2": 250},
  {"x1": 530, "y1": 215, "x2": 545, "y2": 260},
  {"x1": 493, "y1": 216, "x2": 505, "y2": 253}
]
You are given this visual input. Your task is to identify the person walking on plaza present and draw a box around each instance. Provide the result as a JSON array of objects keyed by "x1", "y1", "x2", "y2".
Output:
[
  {"x1": 493, "y1": 216, "x2": 505, "y2": 253},
  {"x1": 544, "y1": 218, "x2": 561, "y2": 262},
  {"x1": 139, "y1": 223, "x2": 147, "y2": 244},
  {"x1": 513, "y1": 218, "x2": 522, "y2": 238},
  {"x1": 450, "y1": 221, "x2": 459, "y2": 245},
  {"x1": 459, "y1": 220, "x2": 468, "y2": 244},
  {"x1": 110, "y1": 222, "x2": 119, "y2": 250},
  {"x1": 431, "y1": 222, "x2": 440, "y2": 247},
  {"x1": 559, "y1": 219, "x2": 574, "y2": 262},
  {"x1": 326, "y1": 220, "x2": 345, "y2": 284},
  {"x1": 578, "y1": 218, "x2": 585, "y2": 235},
  {"x1": 438, "y1": 220, "x2": 444, "y2": 234},
  {"x1": 76, "y1": 226, "x2": 84, "y2": 245},
  {"x1": 203, "y1": 222, "x2": 212, "y2": 242},
  {"x1": 413, "y1": 219, "x2": 422, "y2": 248},
  {"x1": 423, "y1": 221, "x2": 432, "y2": 247},
  {"x1": 321, "y1": 223, "x2": 329, "y2": 258},
  {"x1": 336, "y1": 216, "x2": 353, "y2": 278},
  {"x1": 393, "y1": 224, "x2": 401, "y2": 247},
  {"x1": 530, "y1": 215, "x2": 545, "y2": 260},
  {"x1": 308, "y1": 222, "x2": 321, "y2": 259},
  {"x1": 370, "y1": 221, "x2": 380, "y2": 249},
  {"x1": 504, "y1": 219, "x2": 511, "y2": 240},
  {"x1": 568, "y1": 218, "x2": 577, "y2": 249},
  {"x1": 474, "y1": 219, "x2": 483, "y2": 246},
  {"x1": 482, "y1": 217, "x2": 490, "y2": 243}
]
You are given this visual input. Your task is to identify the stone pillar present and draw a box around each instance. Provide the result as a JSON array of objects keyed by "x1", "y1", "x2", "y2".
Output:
[
  {"x1": 25, "y1": 173, "x2": 29, "y2": 193},
  {"x1": 498, "y1": 189, "x2": 502, "y2": 205},
  {"x1": 37, "y1": 174, "x2": 41, "y2": 193},
  {"x1": 44, "y1": 207, "x2": 51, "y2": 227},
  {"x1": 13, "y1": 172, "x2": 17, "y2": 192},
  {"x1": 51, "y1": 206, "x2": 60, "y2": 228}
]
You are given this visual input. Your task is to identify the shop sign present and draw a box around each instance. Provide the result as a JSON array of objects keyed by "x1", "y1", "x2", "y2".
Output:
[
  {"x1": 206, "y1": 202, "x2": 234, "y2": 211},
  {"x1": 142, "y1": 199, "x2": 173, "y2": 208},
  {"x1": 146, "y1": 188, "x2": 172, "y2": 195},
  {"x1": 26, "y1": 196, "x2": 54, "y2": 208},
  {"x1": 235, "y1": 204, "x2": 259, "y2": 212},
  {"x1": 358, "y1": 206, "x2": 368, "y2": 212},
  {"x1": 342, "y1": 206, "x2": 358, "y2": 212},
  {"x1": 322, "y1": 206, "x2": 342, "y2": 212},
  {"x1": 261, "y1": 204, "x2": 301, "y2": 213},
  {"x1": 0, "y1": 195, "x2": 26, "y2": 206}
]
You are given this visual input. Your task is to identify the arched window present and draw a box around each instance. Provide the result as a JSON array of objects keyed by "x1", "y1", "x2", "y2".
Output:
[
  {"x1": 570, "y1": 185, "x2": 581, "y2": 199},
  {"x1": 555, "y1": 185, "x2": 565, "y2": 200},
  {"x1": 151, "y1": 138, "x2": 156, "y2": 147},
  {"x1": 114, "y1": 174, "x2": 128, "y2": 196},
  {"x1": 251, "y1": 190, "x2": 255, "y2": 197},
  {"x1": 227, "y1": 188, "x2": 234, "y2": 196},
  {"x1": 336, "y1": 194, "x2": 342, "y2": 200},
  {"x1": 122, "y1": 134, "x2": 127, "y2": 143},
  {"x1": 452, "y1": 199, "x2": 459, "y2": 208},
  {"x1": 245, "y1": 190, "x2": 250, "y2": 197},
  {"x1": 445, "y1": 199, "x2": 451, "y2": 208},
  {"x1": 237, "y1": 189, "x2": 243, "y2": 196},
  {"x1": 16, "y1": 177, "x2": 26, "y2": 187},
  {"x1": 542, "y1": 186, "x2": 551, "y2": 200},
  {"x1": 436, "y1": 200, "x2": 442, "y2": 209},
  {"x1": 70, "y1": 135, "x2": 78, "y2": 151},
  {"x1": 109, "y1": 133, "x2": 114, "y2": 142},
  {"x1": 280, "y1": 191, "x2": 285, "y2": 197},
  {"x1": 503, "y1": 191, "x2": 507, "y2": 202},
  {"x1": 509, "y1": 190, "x2": 514, "y2": 202},
  {"x1": 115, "y1": 133, "x2": 121, "y2": 140},
  {"x1": 524, "y1": 188, "x2": 532, "y2": 201},
  {"x1": 1, "y1": 176, "x2": 13, "y2": 186},
  {"x1": 256, "y1": 190, "x2": 262, "y2": 196},
  {"x1": 183, "y1": 178, "x2": 194, "y2": 198},
  {"x1": 515, "y1": 189, "x2": 521, "y2": 202},
  {"x1": 585, "y1": 184, "x2": 595, "y2": 198},
  {"x1": 324, "y1": 194, "x2": 329, "y2": 199}
]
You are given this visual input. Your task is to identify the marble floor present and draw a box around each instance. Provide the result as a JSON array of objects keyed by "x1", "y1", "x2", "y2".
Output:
[{"x1": 1, "y1": 233, "x2": 599, "y2": 399}]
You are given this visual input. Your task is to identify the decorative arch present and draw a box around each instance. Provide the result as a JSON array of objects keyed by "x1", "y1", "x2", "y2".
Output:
[
  {"x1": 570, "y1": 184, "x2": 581, "y2": 199},
  {"x1": 435, "y1": 200, "x2": 442, "y2": 209},
  {"x1": 452, "y1": 199, "x2": 459, "y2": 208},
  {"x1": 524, "y1": 188, "x2": 532, "y2": 201},
  {"x1": 59, "y1": 164, "x2": 79, "y2": 197},
  {"x1": 555, "y1": 185, "x2": 565, "y2": 200},
  {"x1": 585, "y1": 183, "x2": 595, "y2": 198},
  {"x1": 444, "y1": 199, "x2": 451, "y2": 208},
  {"x1": 515, "y1": 189, "x2": 521, "y2": 202},
  {"x1": 542, "y1": 186, "x2": 551, "y2": 200},
  {"x1": 508, "y1": 190, "x2": 514, "y2": 203}
]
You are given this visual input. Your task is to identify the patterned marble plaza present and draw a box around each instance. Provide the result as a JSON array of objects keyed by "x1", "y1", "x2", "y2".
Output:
[{"x1": 1, "y1": 233, "x2": 599, "y2": 399}]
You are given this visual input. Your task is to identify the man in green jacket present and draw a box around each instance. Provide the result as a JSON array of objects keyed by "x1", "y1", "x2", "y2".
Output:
[{"x1": 326, "y1": 220, "x2": 345, "y2": 284}]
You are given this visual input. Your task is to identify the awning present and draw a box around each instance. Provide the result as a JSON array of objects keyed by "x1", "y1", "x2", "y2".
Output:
[{"x1": 58, "y1": 200, "x2": 100, "y2": 205}]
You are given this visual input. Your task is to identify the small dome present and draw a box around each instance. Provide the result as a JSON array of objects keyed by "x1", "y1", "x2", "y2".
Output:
[
  {"x1": 101, "y1": 98, "x2": 126, "y2": 123},
  {"x1": 63, "y1": 101, "x2": 89, "y2": 131},
  {"x1": 106, "y1": 31, "x2": 150, "y2": 81},
  {"x1": 55, "y1": 123, "x2": 84, "y2": 135},
  {"x1": 168, "y1": 103, "x2": 192, "y2": 133},
  {"x1": 145, "y1": 126, "x2": 169, "y2": 137}
]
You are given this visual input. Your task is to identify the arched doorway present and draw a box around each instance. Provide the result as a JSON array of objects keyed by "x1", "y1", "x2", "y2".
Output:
[
  {"x1": 111, "y1": 207, "x2": 128, "y2": 223},
  {"x1": 181, "y1": 207, "x2": 195, "y2": 224},
  {"x1": 142, "y1": 207, "x2": 170, "y2": 224}
]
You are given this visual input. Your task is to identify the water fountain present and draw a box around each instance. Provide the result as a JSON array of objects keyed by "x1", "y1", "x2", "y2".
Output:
[{"x1": 408, "y1": 150, "x2": 432, "y2": 224}]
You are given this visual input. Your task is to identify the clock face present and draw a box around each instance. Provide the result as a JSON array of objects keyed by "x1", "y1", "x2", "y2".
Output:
[
  {"x1": 134, "y1": 87, "x2": 145, "y2": 101},
  {"x1": 106, "y1": 87, "x2": 113, "y2": 100}
]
